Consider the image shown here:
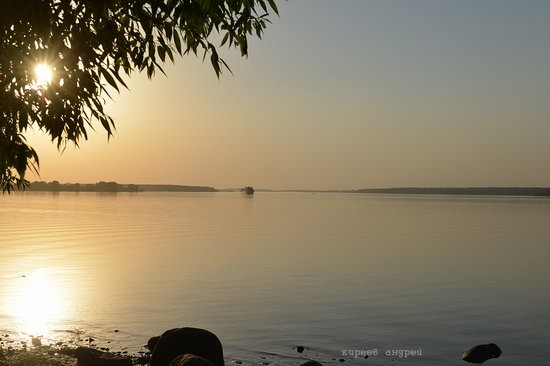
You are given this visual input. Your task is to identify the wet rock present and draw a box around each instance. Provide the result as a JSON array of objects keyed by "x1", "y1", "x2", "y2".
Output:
[
  {"x1": 149, "y1": 328, "x2": 224, "y2": 366},
  {"x1": 170, "y1": 354, "x2": 217, "y2": 366},
  {"x1": 74, "y1": 346, "x2": 132, "y2": 366},
  {"x1": 31, "y1": 337, "x2": 41, "y2": 347},
  {"x1": 148, "y1": 336, "x2": 161, "y2": 352},
  {"x1": 136, "y1": 355, "x2": 151, "y2": 365},
  {"x1": 463, "y1": 343, "x2": 502, "y2": 364},
  {"x1": 299, "y1": 361, "x2": 323, "y2": 366}
]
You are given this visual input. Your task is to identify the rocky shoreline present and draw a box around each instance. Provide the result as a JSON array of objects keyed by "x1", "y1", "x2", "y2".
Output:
[{"x1": 0, "y1": 328, "x2": 502, "y2": 366}]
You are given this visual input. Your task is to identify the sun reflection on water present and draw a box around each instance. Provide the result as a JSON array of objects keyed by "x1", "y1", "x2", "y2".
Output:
[{"x1": 10, "y1": 269, "x2": 68, "y2": 337}]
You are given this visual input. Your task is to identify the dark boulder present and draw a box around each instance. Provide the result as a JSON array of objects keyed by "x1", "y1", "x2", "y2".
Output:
[
  {"x1": 463, "y1": 343, "x2": 502, "y2": 364},
  {"x1": 299, "y1": 361, "x2": 323, "y2": 366},
  {"x1": 74, "y1": 347, "x2": 132, "y2": 366},
  {"x1": 150, "y1": 328, "x2": 224, "y2": 366},
  {"x1": 148, "y1": 336, "x2": 161, "y2": 352},
  {"x1": 170, "y1": 354, "x2": 217, "y2": 366}
]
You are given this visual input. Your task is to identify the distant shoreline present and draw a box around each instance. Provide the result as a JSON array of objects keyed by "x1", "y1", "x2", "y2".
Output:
[
  {"x1": 23, "y1": 182, "x2": 550, "y2": 197},
  {"x1": 354, "y1": 187, "x2": 550, "y2": 197},
  {"x1": 234, "y1": 187, "x2": 550, "y2": 197},
  {"x1": 26, "y1": 181, "x2": 217, "y2": 193}
]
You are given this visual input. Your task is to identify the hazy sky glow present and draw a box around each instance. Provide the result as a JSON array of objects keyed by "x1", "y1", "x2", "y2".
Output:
[{"x1": 27, "y1": 0, "x2": 550, "y2": 189}]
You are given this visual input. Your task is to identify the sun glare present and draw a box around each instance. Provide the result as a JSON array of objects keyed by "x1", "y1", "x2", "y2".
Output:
[
  {"x1": 11, "y1": 269, "x2": 66, "y2": 336},
  {"x1": 34, "y1": 63, "x2": 53, "y2": 87}
]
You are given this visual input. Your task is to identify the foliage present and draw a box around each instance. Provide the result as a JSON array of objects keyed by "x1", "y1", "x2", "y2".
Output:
[{"x1": 0, "y1": 0, "x2": 278, "y2": 192}]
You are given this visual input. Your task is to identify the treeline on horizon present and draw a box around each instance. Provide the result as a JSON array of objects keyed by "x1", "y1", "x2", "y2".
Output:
[
  {"x1": 24, "y1": 183, "x2": 550, "y2": 196},
  {"x1": 356, "y1": 187, "x2": 550, "y2": 197},
  {"x1": 27, "y1": 181, "x2": 217, "y2": 193}
]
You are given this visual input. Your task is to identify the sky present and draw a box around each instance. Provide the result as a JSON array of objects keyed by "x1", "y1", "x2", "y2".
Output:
[{"x1": 27, "y1": 0, "x2": 550, "y2": 190}]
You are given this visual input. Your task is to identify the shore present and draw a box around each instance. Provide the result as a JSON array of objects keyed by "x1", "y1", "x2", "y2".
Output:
[
  {"x1": 0, "y1": 344, "x2": 150, "y2": 366},
  {"x1": 0, "y1": 346, "x2": 77, "y2": 366},
  {"x1": 0, "y1": 331, "x2": 502, "y2": 366}
]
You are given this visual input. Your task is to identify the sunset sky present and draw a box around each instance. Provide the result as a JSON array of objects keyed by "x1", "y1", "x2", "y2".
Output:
[{"x1": 27, "y1": 0, "x2": 550, "y2": 190}]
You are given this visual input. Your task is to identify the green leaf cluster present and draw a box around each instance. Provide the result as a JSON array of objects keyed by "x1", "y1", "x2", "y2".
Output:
[{"x1": 0, "y1": 0, "x2": 278, "y2": 192}]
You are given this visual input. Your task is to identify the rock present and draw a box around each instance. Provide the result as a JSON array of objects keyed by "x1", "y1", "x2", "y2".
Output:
[
  {"x1": 137, "y1": 355, "x2": 151, "y2": 365},
  {"x1": 170, "y1": 354, "x2": 217, "y2": 366},
  {"x1": 149, "y1": 328, "x2": 224, "y2": 366},
  {"x1": 31, "y1": 337, "x2": 41, "y2": 346},
  {"x1": 148, "y1": 336, "x2": 161, "y2": 352},
  {"x1": 296, "y1": 346, "x2": 305, "y2": 353},
  {"x1": 74, "y1": 346, "x2": 132, "y2": 366},
  {"x1": 463, "y1": 343, "x2": 502, "y2": 364},
  {"x1": 299, "y1": 361, "x2": 323, "y2": 366}
]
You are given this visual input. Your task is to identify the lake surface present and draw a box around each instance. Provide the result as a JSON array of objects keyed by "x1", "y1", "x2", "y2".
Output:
[{"x1": 1, "y1": 192, "x2": 549, "y2": 365}]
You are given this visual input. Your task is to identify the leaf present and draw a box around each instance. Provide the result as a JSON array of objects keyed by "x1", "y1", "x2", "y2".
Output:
[
  {"x1": 100, "y1": 67, "x2": 119, "y2": 92},
  {"x1": 220, "y1": 32, "x2": 229, "y2": 47},
  {"x1": 173, "y1": 31, "x2": 182, "y2": 54},
  {"x1": 210, "y1": 51, "x2": 220, "y2": 78},
  {"x1": 258, "y1": 0, "x2": 268, "y2": 13},
  {"x1": 99, "y1": 116, "x2": 113, "y2": 137},
  {"x1": 267, "y1": 0, "x2": 279, "y2": 15},
  {"x1": 158, "y1": 45, "x2": 166, "y2": 62},
  {"x1": 112, "y1": 69, "x2": 128, "y2": 89}
]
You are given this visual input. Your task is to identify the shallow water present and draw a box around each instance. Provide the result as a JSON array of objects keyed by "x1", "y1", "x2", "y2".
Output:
[{"x1": 1, "y1": 192, "x2": 549, "y2": 365}]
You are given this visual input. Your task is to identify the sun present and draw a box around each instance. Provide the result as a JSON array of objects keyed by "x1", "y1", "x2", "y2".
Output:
[{"x1": 34, "y1": 63, "x2": 53, "y2": 87}]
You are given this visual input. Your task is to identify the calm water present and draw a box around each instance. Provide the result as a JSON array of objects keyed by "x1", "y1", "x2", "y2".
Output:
[{"x1": 1, "y1": 192, "x2": 549, "y2": 365}]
